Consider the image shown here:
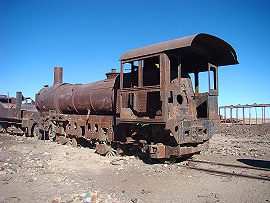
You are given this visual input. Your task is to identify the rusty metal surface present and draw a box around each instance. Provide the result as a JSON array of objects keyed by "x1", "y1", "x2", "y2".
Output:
[
  {"x1": 0, "y1": 93, "x2": 38, "y2": 136},
  {"x1": 71, "y1": 79, "x2": 116, "y2": 115},
  {"x1": 119, "y1": 33, "x2": 238, "y2": 66},
  {"x1": 53, "y1": 67, "x2": 63, "y2": 85},
  {"x1": 106, "y1": 69, "x2": 120, "y2": 79},
  {"x1": 149, "y1": 141, "x2": 209, "y2": 158},
  {"x1": 16, "y1": 92, "x2": 22, "y2": 119},
  {"x1": 116, "y1": 34, "x2": 239, "y2": 158},
  {"x1": 30, "y1": 34, "x2": 239, "y2": 159},
  {"x1": 36, "y1": 75, "x2": 118, "y2": 115},
  {"x1": 35, "y1": 83, "x2": 67, "y2": 113}
]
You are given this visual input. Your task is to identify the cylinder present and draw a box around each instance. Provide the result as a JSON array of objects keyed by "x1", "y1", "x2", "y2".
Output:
[{"x1": 54, "y1": 67, "x2": 63, "y2": 85}]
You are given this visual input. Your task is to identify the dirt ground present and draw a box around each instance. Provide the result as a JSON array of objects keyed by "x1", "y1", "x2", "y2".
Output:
[{"x1": 0, "y1": 123, "x2": 269, "y2": 203}]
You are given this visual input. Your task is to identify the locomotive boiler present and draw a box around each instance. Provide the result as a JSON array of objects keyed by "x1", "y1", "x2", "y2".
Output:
[{"x1": 35, "y1": 33, "x2": 238, "y2": 159}]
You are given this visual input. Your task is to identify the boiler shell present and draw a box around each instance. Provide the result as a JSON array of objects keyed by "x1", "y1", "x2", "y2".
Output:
[{"x1": 36, "y1": 78, "x2": 117, "y2": 115}]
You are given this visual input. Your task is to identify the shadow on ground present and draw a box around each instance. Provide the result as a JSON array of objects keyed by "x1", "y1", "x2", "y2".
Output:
[{"x1": 237, "y1": 159, "x2": 270, "y2": 169}]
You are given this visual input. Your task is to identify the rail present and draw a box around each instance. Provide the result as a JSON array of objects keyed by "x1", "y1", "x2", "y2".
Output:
[{"x1": 178, "y1": 159, "x2": 270, "y2": 181}]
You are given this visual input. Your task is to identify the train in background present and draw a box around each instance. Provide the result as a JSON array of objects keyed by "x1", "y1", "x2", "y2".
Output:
[
  {"x1": 0, "y1": 93, "x2": 38, "y2": 136},
  {"x1": 1, "y1": 33, "x2": 238, "y2": 160}
]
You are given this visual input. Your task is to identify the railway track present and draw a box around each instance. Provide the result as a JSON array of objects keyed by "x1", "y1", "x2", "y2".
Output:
[{"x1": 178, "y1": 159, "x2": 270, "y2": 181}]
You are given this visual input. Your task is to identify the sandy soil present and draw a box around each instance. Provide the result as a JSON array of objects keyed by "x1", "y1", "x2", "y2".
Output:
[{"x1": 0, "y1": 123, "x2": 269, "y2": 203}]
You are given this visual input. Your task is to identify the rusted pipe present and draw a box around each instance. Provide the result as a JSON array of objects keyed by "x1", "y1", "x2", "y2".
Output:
[
  {"x1": 54, "y1": 67, "x2": 63, "y2": 85},
  {"x1": 16, "y1": 92, "x2": 22, "y2": 119},
  {"x1": 236, "y1": 108, "x2": 238, "y2": 125},
  {"x1": 243, "y1": 107, "x2": 245, "y2": 125}
]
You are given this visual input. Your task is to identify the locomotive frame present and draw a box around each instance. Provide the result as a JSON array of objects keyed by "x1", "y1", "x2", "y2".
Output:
[{"x1": 5, "y1": 33, "x2": 238, "y2": 160}]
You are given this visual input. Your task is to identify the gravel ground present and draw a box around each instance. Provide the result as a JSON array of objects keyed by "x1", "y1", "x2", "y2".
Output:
[
  {"x1": 0, "y1": 123, "x2": 269, "y2": 203},
  {"x1": 206, "y1": 123, "x2": 270, "y2": 159}
]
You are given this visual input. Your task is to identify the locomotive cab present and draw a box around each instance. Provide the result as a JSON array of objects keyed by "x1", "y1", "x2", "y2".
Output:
[{"x1": 118, "y1": 33, "x2": 238, "y2": 159}]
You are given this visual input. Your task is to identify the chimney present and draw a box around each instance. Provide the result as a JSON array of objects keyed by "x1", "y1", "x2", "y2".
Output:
[
  {"x1": 54, "y1": 67, "x2": 63, "y2": 85},
  {"x1": 105, "y1": 69, "x2": 119, "y2": 79}
]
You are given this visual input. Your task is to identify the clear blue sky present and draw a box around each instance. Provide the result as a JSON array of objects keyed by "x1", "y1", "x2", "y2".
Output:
[{"x1": 1, "y1": 0, "x2": 269, "y2": 117}]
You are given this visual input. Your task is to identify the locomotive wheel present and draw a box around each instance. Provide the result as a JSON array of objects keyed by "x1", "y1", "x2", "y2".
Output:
[
  {"x1": 106, "y1": 147, "x2": 117, "y2": 157},
  {"x1": 48, "y1": 126, "x2": 56, "y2": 141},
  {"x1": 32, "y1": 124, "x2": 42, "y2": 139},
  {"x1": 95, "y1": 143, "x2": 117, "y2": 157},
  {"x1": 168, "y1": 155, "x2": 178, "y2": 163}
]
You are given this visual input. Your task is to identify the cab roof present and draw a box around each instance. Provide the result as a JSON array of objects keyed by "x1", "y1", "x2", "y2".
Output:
[{"x1": 119, "y1": 33, "x2": 238, "y2": 66}]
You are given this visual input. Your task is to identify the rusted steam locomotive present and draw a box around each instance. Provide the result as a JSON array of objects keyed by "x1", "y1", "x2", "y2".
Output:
[
  {"x1": 0, "y1": 93, "x2": 38, "y2": 136},
  {"x1": 35, "y1": 33, "x2": 238, "y2": 159}
]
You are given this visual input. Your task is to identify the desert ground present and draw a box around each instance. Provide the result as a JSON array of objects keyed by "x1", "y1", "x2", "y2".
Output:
[{"x1": 0, "y1": 123, "x2": 269, "y2": 203}]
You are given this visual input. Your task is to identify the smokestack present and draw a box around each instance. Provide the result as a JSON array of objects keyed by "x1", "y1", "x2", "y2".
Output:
[
  {"x1": 105, "y1": 69, "x2": 119, "y2": 79},
  {"x1": 54, "y1": 67, "x2": 63, "y2": 85}
]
